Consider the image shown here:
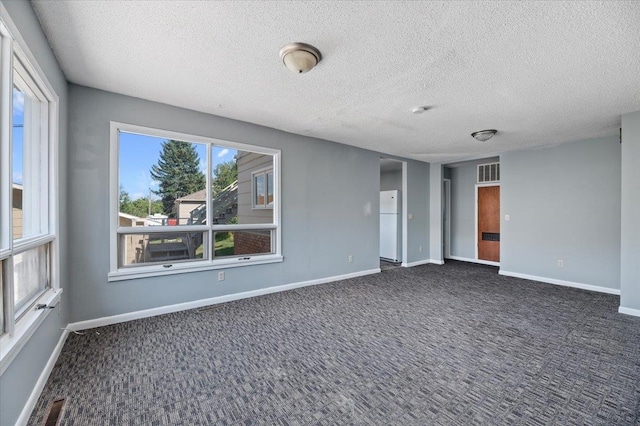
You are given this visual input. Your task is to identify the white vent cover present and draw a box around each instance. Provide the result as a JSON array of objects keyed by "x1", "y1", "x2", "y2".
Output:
[{"x1": 478, "y1": 162, "x2": 500, "y2": 183}]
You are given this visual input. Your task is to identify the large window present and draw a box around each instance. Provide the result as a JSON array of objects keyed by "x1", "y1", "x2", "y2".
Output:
[
  {"x1": 0, "y1": 17, "x2": 59, "y2": 371},
  {"x1": 110, "y1": 123, "x2": 281, "y2": 280}
]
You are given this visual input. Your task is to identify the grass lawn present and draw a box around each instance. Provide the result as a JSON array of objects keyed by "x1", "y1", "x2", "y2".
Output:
[{"x1": 214, "y1": 232, "x2": 235, "y2": 257}]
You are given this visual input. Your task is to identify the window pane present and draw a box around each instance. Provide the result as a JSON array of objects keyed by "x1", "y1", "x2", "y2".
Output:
[
  {"x1": 118, "y1": 231, "x2": 207, "y2": 267},
  {"x1": 213, "y1": 230, "x2": 273, "y2": 258},
  {"x1": 215, "y1": 147, "x2": 274, "y2": 224},
  {"x1": 267, "y1": 171, "x2": 274, "y2": 205},
  {"x1": 254, "y1": 174, "x2": 265, "y2": 206},
  {"x1": 13, "y1": 244, "x2": 49, "y2": 313},
  {"x1": 12, "y1": 85, "x2": 46, "y2": 240},
  {"x1": 119, "y1": 132, "x2": 207, "y2": 227}
]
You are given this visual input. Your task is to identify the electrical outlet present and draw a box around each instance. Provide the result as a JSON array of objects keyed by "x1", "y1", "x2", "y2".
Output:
[
  {"x1": 348, "y1": 255, "x2": 353, "y2": 263},
  {"x1": 557, "y1": 260, "x2": 564, "y2": 268},
  {"x1": 218, "y1": 271, "x2": 225, "y2": 281},
  {"x1": 408, "y1": 213, "x2": 414, "y2": 220}
]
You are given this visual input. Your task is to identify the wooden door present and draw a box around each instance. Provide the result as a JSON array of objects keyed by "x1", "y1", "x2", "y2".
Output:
[{"x1": 478, "y1": 186, "x2": 500, "y2": 262}]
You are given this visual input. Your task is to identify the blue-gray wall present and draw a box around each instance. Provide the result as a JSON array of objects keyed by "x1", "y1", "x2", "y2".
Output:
[
  {"x1": 66, "y1": 85, "x2": 431, "y2": 322},
  {"x1": 429, "y1": 164, "x2": 442, "y2": 261},
  {"x1": 380, "y1": 170, "x2": 401, "y2": 191},
  {"x1": 500, "y1": 137, "x2": 621, "y2": 290},
  {"x1": 404, "y1": 162, "x2": 430, "y2": 263},
  {"x1": 0, "y1": 1, "x2": 69, "y2": 425},
  {"x1": 620, "y1": 111, "x2": 640, "y2": 311},
  {"x1": 448, "y1": 164, "x2": 476, "y2": 259}
]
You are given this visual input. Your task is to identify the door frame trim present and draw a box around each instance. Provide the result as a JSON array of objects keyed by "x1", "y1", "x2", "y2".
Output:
[
  {"x1": 475, "y1": 183, "x2": 500, "y2": 262},
  {"x1": 443, "y1": 178, "x2": 451, "y2": 259}
]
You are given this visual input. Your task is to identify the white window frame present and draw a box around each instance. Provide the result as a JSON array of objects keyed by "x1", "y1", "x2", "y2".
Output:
[
  {"x1": 0, "y1": 9, "x2": 61, "y2": 375},
  {"x1": 251, "y1": 166, "x2": 274, "y2": 210},
  {"x1": 109, "y1": 122, "x2": 282, "y2": 281}
]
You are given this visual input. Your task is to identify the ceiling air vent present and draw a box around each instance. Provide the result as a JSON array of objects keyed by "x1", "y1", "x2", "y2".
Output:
[{"x1": 478, "y1": 162, "x2": 500, "y2": 183}]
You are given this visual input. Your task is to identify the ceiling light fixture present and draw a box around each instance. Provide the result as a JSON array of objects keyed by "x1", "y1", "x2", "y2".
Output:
[
  {"x1": 412, "y1": 106, "x2": 429, "y2": 114},
  {"x1": 279, "y1": 42, "x2": 321, "y2": 74},
  {"x1": 471, "y1": 129, "x2": 497, "y2": 142}
]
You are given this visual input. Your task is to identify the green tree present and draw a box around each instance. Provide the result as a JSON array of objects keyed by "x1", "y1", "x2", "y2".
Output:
[
  {"x1": 212, "y1": 160, "x2": 237, "y2": 195},
  {"x1": 150, "y1": 140, "x2": 206, "y2": 215},
  {"x1": 119, "y1": 186, "x2": 132, "y2": 213},
  {"x1": 119, "y1": 187, "x2": 164, "y2": 218}
]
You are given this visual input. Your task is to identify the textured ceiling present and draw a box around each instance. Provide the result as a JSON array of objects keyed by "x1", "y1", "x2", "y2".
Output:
[{"x1": 31, "y1": 1, "x2": 640, "y2": 163}]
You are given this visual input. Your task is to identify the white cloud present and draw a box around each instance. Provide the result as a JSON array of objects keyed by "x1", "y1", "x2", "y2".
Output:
[
  {"x1": 217, "y1": 148, "x2": 229, "y2": 158},
  {"x1": 13, "y1": 172, "x2": 23, "y2": 185}
]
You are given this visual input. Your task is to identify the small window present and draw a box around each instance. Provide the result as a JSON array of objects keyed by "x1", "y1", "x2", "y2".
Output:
[
  {"x1": 477, "y1": 162, "x2": 500, "y2": 183},
  {"x1": 252, "y1": 168, "x2": 274, "y2": 209}
]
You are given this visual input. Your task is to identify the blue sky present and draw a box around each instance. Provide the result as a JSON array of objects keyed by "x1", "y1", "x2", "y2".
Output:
[
  {"x1": 119, "y1": 132, "x2": 236, "y2": 200},
  {"x1": 12, "y1": 88, "x2": 24, "y2": 185},
  {"x1": 12, "y1": 88, "x2": 237, "y2": 200}
]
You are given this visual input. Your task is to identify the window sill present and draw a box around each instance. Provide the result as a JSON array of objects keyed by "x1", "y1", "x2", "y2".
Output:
[
  {"x1": 108, "y1": 255, "x2": 284, "y2": 282},
  {"x1": 0, "y1": 288, "x2": 63, "y2": 376}
]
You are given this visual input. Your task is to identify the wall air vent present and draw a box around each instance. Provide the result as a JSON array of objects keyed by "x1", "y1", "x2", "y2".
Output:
[{"x1": 478, "y1": 162, "x2": 500, "y2": 183}]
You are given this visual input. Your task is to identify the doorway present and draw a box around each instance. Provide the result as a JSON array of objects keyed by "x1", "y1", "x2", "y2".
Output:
[
  {"x1": 379, "y1": 158, "x2": 406, "y2": 269},
  {"x1": 476, "y1": 185, "x2": 500, "y2": 262}
]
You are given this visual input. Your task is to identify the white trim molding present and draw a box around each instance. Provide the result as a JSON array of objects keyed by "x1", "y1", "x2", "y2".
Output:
[
  {"x1": 499, "y1": 270, "x2": 620, "y2": 295},
  {"x1": 447, "y1": 255, "x2": 499, "y2": 267},
  {"x1": 0, "y1": 289, "x2": 62, "y2": 375},
  {"x1": 69, "y1": 268, "x2": 381, "y2": 331},
  {"x1": 402, "y1": 259, "x2": 443, "y2": 268},
  {"x1": 618, "y1": 306, "x2": 640, "y2": 317},
  {"x1": 15, "y1": 329, "x2": 69, "y2": 426}
]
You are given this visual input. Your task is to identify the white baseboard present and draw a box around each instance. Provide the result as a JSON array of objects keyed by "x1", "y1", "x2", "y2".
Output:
[
  {"x1": 446, "y1": 255, "x2": 499, "y2": 267},
  {"x1": 68, "y1": 268, "x2": 381, "y2": 331},
  {"x1": 618, "y1": 306, "x2": 640, "y2": 317},
  {"x1": 498, "y1": 270, "x2": 620, "y2": 295},
  {"x1": 16, "y1": 329, "x2": 69, "y2": 426},
  {"x1": 402, "y1": 259, "x2": 443, "y2": 267}
]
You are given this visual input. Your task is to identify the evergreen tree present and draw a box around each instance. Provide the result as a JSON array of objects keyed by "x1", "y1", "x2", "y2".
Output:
[
  {"x1": 150, "y1": 140, "x2": 205, "y2": 215},
  {"x1": 212, "y1": 160, "x2": 238, "y2": 195}
]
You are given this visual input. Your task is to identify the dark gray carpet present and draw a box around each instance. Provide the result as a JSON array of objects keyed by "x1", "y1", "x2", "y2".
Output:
[{"x1": 29, "y1": 261, "x2": 640, "y2": 425}]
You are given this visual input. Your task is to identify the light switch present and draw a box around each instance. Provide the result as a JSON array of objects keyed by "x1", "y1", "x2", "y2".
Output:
[
  {"x1": 408, "y1": 213, "x2": 413, "y2": 220},
  {"x1": 504, "y1": 214, "x2": 510, "y2": 221}
]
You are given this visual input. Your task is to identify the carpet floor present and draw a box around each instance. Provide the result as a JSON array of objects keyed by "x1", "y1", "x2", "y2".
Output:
[{"x1": 28, "y1": 261, "x2": 640, "y2": 425}]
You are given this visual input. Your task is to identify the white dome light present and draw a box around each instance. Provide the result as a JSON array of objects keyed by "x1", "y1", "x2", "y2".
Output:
[
  {"x1": 279, "y1": 43, "x2": 321, "y2": 74},
  {"x1": 471, "y1": 129, "x2": 497, "y2": 142}
]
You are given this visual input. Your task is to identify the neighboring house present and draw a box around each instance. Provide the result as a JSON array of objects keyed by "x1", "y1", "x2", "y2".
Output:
[
  {"x1": 174, "y1": 189, "x2": 206, "y2": 225},
  {"x1": 118, "y1": 212, "x2": 147, "y2": 228},
  {"x1": 12, "y1": 183, "x2": 22, "y2": 239},
  {"x1": 235, "y1": 151, "x2": 273, "y2": 255}
]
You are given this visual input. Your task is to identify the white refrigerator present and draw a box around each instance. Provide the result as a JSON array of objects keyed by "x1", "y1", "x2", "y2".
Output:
[{"x1": 380, "y1": 190, "x2": 401, "y2": 262}]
